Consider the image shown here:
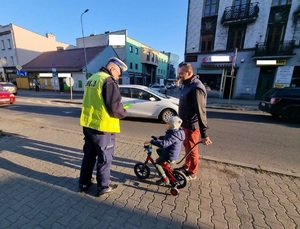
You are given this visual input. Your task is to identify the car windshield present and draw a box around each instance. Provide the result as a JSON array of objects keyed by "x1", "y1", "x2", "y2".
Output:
[{"x1": 148, "y1": 88, "x2": 167, "y2": 98}]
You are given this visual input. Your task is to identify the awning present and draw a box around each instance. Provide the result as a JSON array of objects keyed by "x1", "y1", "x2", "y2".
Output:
[{"x1": 197, "y1": 69, "x2": 222, "y2": 74}]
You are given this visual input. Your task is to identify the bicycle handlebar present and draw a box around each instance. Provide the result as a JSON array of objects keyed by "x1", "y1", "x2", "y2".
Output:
[{"x1": 177, "y1": 141, "x2": 203, "y2": 164}]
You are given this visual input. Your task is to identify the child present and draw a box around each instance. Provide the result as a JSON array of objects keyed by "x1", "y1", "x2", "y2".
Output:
[{"x1": 144, "y1": 116, "x2": 185, "y2": 185}]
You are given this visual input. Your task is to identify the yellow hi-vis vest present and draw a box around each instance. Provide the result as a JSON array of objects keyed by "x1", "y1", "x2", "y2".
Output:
[{"x1": 80, "y1": 72, "x2": 120, "y2": 133}]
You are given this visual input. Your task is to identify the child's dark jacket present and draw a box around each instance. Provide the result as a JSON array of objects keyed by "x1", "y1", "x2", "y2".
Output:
[{"x1": 150, "y1": 128, "x2": 185, "y2": 161}]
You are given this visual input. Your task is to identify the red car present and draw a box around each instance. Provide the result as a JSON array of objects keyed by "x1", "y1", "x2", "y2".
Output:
[{"x1": 0, "y1": 85, "x2": 16, "y2": 105}]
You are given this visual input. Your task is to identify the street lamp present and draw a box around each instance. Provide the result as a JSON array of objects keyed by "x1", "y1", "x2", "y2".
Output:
[{"x1": 81, "y1": 9, "x2": 89, "y2": 76}]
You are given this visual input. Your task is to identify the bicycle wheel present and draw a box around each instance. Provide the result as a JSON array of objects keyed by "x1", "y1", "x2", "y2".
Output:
[
  {"x1": 134, "y1": 162, "x2": 150, "y2": 179},
  {"x1": 173, "y1": 170, "x2": 187, "y2": 189}
]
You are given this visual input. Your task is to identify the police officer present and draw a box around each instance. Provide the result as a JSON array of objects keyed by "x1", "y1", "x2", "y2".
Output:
[{"x1": 79, "y1": 57, "x2": 128, "y2": 196}]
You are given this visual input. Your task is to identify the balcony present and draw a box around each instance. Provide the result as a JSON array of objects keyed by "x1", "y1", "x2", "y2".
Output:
[
  {"x1": 221, "y1": 2, "x2": 259, "y2": 25},
  {"x1": 253, "y1": 40, "x2": 295, "y2": 57}
]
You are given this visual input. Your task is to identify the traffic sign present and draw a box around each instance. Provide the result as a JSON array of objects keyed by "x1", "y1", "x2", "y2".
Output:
[
  {"x1": 16, "y1": 70, "x2": 27, "y2": 76},
  {"x1": 16, "y1": 65, "x2": 22, "y2": 71},
  {"x1": 66, "y1": 77, "x2": 74, "y2": 87}
]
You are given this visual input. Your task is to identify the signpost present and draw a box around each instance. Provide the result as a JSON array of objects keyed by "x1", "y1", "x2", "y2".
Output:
[
  {"x1": 16, "y1": 65, "x2": 23, "y2": 90},
  {"x1": 52, "y1": 66, "x2": 59, "y2": 92},
  {"x1": 228, "y1": 48, "x2": 238, "y2": 104},
  {"x1": 65, "y1": 77, "x2": 74, "y2": 100}
]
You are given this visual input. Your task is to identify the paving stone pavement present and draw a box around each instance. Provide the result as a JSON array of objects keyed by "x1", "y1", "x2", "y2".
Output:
[{"x1": 0, "y1": 115, "x2": 300, "y2": 229}]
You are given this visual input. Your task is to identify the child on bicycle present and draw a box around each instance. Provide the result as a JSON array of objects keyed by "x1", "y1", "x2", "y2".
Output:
[{"x1": 144, "y1": 116, "x2": 185, "y2": 185}]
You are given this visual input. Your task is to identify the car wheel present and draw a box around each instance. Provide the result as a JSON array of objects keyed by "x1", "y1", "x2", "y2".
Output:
[
  {"x1": 282, "y1": 108, "x2": 300, "y2": 123},
  {"x1": 159, "y1": 109, "x2": 176, "y2": 123}
]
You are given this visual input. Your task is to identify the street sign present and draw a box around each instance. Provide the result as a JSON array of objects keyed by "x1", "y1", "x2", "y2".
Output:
[
  {"x1": 16, "y1": 65, "x2": 22, "y2": 71},
  {"x1": 66, "y1": 77, "x2": 74, "y2": 87},
  {"x1": 16, "y1": 70, "x2": 27, "y2": 76}
]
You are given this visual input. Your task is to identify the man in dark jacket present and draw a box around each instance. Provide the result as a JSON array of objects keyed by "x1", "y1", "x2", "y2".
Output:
[{"x1": 177, "y1": 62, "x2": 212, "y2": 180}]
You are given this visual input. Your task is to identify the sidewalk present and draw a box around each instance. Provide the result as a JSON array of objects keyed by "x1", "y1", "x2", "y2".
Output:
[{"x1": 1, "y1": 105, "x2": 299, "y2": 228}]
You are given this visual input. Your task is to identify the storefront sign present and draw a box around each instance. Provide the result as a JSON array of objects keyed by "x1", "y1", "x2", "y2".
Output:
[
  {"x1": 256, "y1": 60, "x2": 286, "y2": 66},
  {"x1": 202, "y1": 55, "x2": 233, "y2": 63},
  {"x1": 273, "y1": 66, "x2": 294, "y2": 88}
]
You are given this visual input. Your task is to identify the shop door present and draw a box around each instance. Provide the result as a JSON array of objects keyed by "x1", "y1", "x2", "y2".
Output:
[
  {"x1": 223, "y1": 76, "x2": 235, "y2": 99},
  {"x1": 255, "y1": 67, "x2": 275, "y2": 100}
]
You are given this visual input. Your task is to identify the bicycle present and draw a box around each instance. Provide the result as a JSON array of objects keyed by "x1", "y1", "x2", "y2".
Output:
[{"x1": 134, "y1": 140, "x2": 203, "y2": 196}]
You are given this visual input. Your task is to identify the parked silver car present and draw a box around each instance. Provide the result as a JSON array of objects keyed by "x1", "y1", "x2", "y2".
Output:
[
  {"x1": 149, "y1": 84, "x2": 167, "y2": 94},
  {"x1": 0, "y1": 82, "x2": 18, "y2": 95},
  {"x1": 119, "y1": 84, "x2": 178, "y2": 123}
]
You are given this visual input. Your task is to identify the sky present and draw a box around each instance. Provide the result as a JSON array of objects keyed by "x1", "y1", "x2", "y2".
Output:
[{"x1": 1, "y1": 0, "x2": 188, "y2": 62}]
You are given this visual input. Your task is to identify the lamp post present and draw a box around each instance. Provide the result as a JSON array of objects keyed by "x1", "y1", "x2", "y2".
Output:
[{"x1": 81, "y1": 9, "x2": 89, "y2": 77}]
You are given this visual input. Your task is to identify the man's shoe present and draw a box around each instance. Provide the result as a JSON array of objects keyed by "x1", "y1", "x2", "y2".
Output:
[
  {"x1": 98, "y1": 184, "x2": 118, "y2": 196},
  {"x1": 156, "y1": 178, "x2": 170, "y2": 186},
  {"x1": 187, "y1": 174, "x2": 197, "y2": 180},
  {"x1": 79, "y1": 178, "x2": 94, "y2": 192}
]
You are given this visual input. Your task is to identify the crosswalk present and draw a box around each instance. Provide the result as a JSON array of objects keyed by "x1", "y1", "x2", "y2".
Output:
[{"x1": 16, "y1": 97, "x2": 81, "y2": 108}]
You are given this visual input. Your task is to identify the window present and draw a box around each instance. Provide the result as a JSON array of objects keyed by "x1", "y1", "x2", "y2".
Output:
[
  {"x1": 265, "y1": 24, "x2": 285, "y2": 53},
  {"x1": 135, "y1": 48, "x2": 138, "y2": 54},
  {"x1": 272, "y1": 0, "x2": 291, "y2": 6},
  {"x1": 11, "y1": 56, "x2": 14, "y2": 65},
  {"x1": 129, "y1": 45, "x2": 133, "y2": 52},
  {"x1": 3, "y1": 57, "x2": 7, "y2": 66},
  {"x1": 227, "y1": 25, "x2": 246, "y2": 50},
  {"x1": 129, "y1": 62, "x2": 133, "y2": 69},
  {"x1": 120, "y1": 88, "x2": 131, "y2": 97},
  {"x1": 131, "y1": 89, "x2": 150, "y2": 100},
  {"x1": 135, "y1": 64, "x2": 138, "y2": 70},
  {"x1": 7, "y1": 39, "x2": 12, "y2": 49},
  {"x1": 234, "y1": 0, "x2": 249, "y2": 5},
  {"x1": 1, "y1": 40, "x2": 5, "y2": 50},
  {"x1": 204, "y1": 0, "x2": 219, "y2": 17},
  {"x1": 201, "y1": 34, "x2": 214, "y2": 52},
  {"x1": 147, "y1": 52, "x2": 150, "y2": 61}
]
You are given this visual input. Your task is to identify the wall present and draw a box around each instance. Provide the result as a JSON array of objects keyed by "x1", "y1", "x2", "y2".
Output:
[{"x1": 12, "y1": 24, "x2": 74, "y2": 66}]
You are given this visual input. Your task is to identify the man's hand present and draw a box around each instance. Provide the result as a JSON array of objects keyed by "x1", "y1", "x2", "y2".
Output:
[{"x1": 201, "y1": 137, "x2": 212, "y2": 146}]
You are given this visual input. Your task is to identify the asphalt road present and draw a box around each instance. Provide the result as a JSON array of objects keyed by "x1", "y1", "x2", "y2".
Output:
[{"x1": 2, "y1": 96, "x2": 300, "y2": 177}]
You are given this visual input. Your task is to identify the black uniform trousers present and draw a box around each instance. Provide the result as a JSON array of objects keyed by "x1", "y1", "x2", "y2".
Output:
[{"x1": 79, "y1": 127, "x2": 115, "y2": 192}]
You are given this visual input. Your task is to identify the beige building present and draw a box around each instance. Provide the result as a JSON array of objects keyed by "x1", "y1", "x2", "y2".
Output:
[{"x1": 0, "y1": 23, "x2": 75, "y2": 87}]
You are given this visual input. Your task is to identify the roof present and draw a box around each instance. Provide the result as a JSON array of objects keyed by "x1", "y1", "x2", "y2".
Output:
[{"x1": 23, "y1": 46, "x2": 107, "y2": 72}]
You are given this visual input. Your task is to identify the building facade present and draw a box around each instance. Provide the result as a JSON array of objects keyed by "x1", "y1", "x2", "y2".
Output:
[
  {"x1": 185, "y1": 0, "x2": 300, "y2": 99},
  {"x1": 76, "y1": 29, "x2": 176, "y2": 86},
  {"x1": 0, "y1": 23, "x2": 74, "y2": 87}
]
